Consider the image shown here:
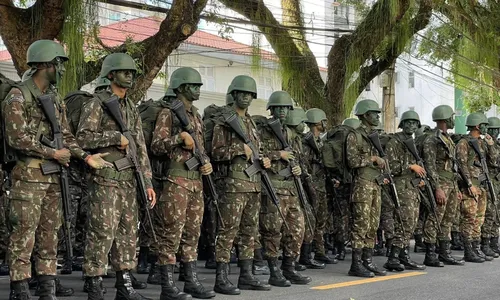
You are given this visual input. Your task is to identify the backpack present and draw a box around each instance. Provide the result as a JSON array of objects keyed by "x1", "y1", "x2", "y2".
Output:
[
  {"x1": 64, "y1": 90, "x2": 95, "y2": 135},
  {"x1": 202, "y1": 104, "x2": 232, "y2": 157},
  {"x1": 138, "y1": 98, "x2": 169, "y2": 149},
  {"x1": 322, "y1": 125, "x2": 360, "y2": 183}
]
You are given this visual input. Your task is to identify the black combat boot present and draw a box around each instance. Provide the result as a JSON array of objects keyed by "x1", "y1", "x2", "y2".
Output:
[
  {"x1": 490, "y1": 236, "x2": 500, "y2": 254},
  {"x1": 384, "y1": 239, "x2": 393, "y2": 257},
  {"x1": 423, "y1": 243, "x2": 444, "y2": 267},
  {"x1": 280, "y1": 256, "x2": 311, "y2": 284},
  {"x1": 399, "y1": 246, "x2": 426, "y2": 270},
  {"x1": 115, "y1": 270, "x2": 152, "y2": 300},
  {"x1": 298, "y1": 244, "x2": 325, "y2": 269},
  {"x1": 253, "y1": 248, "x2": 270, "y2": 275},
  {"x1": 464, "y1": 240, "x2": 484, "y2": 263},
  {"x1": 267, "y1": 257, "x2": 291, "y2": 287},
  {"x1": 35, "y1": 275, "x2": 57, "y2": 300},
  {"x1": 183, "y1": 261, "x2": 215, "y2": 299},
  {"x1": 147, "y1": 254, "x2": 160, "y2": 285},
  {"x1": 35, "y1": 277, "x2": 74, "y2": 297},
  {"x1": 178, "y1": 262, "x2": 185, "y2": 282},
  {"x1": 335, "y1": 241, "x2": 346, "y2": 260},
  {"x1": 481, "y1": 237, "x2": 499, "y2": 258},
  {"x1": 413, "y1": 234, "x2": 426, "y2": 253},
  {"x1": 137, "y1": 247, "x2": 150, "y2": 274},
  {"x1": 450, "y1": 231, "x2": 463, "y2": 250},
  {"x1": 83, "y1": 276, "x2": 107, "y2": 295},
  {"x1": 130, "y1": 272, "x2": 147, "y2": 289},
  {"x1": 159, "y1": 265, "x2": 192, "y2": 300},
  {"x1": 213, "y1": 262, "x2": 240, "y2": 295},
  {"x1": 383, "y1": 245, "x2": 405, "y2": 272},
  {"x1": 237, "y1": 259, "x2": 271, "y2": 291},
  {"x1": 361, "y1": 248, "x2": 387, "y2": 276},
  {"x1": 313, "y1": 246, "x2": 338, "y2": 264},
  {"x1": 437, "y1": 240, "x2": 465, "y2": 265},
  {"x1": 10, "y1": 279, "x2": 31, "y2": 300},
  {"x1": 473, "y1": 240, "x2": 493, "y2": 261},
  {"x1": 348, "y1": 248, "x2": 374, "y2": 278},
  {"x1": 60, "y1": 254, "x2": 72, "y2": 275},
  {"x1": 374, "y1": 230, "x2": 385, "y2": 256},
  {"x1": 204, "y1": 246, "x2": 216, "y2": 270}
]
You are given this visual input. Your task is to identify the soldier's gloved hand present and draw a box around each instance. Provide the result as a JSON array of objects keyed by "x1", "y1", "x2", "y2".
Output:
[
  {"x1": 410, "y1": 164, "x2": 426, "y2": 177},
  {"x1": 371, "y1": 156, "x2": 385, "y2": 169},
  {"x1": 180, "y1": 132, "x2": 195, "y2": 150},
  {"x1": 86, "y1": 152, "x2": 114, "y2": 170},
  {"x1": 261, "y1": 157, "x2": 271, "y2": 169},
  {"x1": 485, "y1": 134, "x2": 495, "y2": 146},
  {"x1": 200, "y1": 162, "x2": 213, "y2": 175},
  {"x1": 118, "y1": 134, "x2": 129, "y2": 150},
  {"x1": 54, "y1": 148, "x2": 71, "y2": 166},
  {"x1": 280, "y1": 151, "x2": 295, "y2": 161},
  {"x1": 470, "y1": 185, "x2": 481, "y2": 198},
  {"x1": 147, "y1": 188, "x2": 156, "y2": 208},
  {"x1": 292, "y1": 165, "x2": 302, "y2": 176},
  {"x1": 435, "y1": 188, "x2": 446, "y2": 205},
  {"x1": 244, "y1": 144, "x2": 253, "y2": 161}
]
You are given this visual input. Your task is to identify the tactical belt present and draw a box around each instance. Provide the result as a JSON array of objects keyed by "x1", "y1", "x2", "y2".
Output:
[
  {"x1": 93, "y1": 167, "x2": 134, "y2": 181},
  {"x1": 229, "y1": 157, "x2": 259, "y2": 182},
  {"x1": 228, "y1": 170, "x2": 259, "y2": 182},
  {"x1": 270, "y1": 179, "x2": 295, "y2": 189},
  {"x1": 167, "y1": 161, "x2": 200, "y2": 180},
  {"x1": 438, "y1": 170, "x2": 457, "y2": 181},
  {"x1": 357, "y1": 166, "x2": 381, "y2": 181}
]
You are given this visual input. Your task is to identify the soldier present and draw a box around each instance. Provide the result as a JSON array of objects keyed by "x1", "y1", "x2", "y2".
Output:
[
  {"x1": 210, "y1": 75, "x2": 272, "y2": 294},
  {"x1": 421, "y1": 105, "x2": 464, "y2": 267},
  {"x1": 382, "y1": 111, "x2": 426, "y2": 271},
  {"x1": 77, "y1": 53, "x2": 156, "y2": 300},
  {"x1": 456, "y1": 113, "x2": 497, "y2": 262},
  {"x1": 150, "y1": 67, "x2": 215, "y2": 300},
  {"x1": 345, "y1": 99, "x2": 386, "y2": 278},
  {"x1": 484, "y1": 117, "x2": 500, "y2": 255},
  {"x1": 4, "y1": 40, "x2": 110, "y2": 299},
  {"x1": 257, "y1": 91, "x2": 311, "y2": 286}
]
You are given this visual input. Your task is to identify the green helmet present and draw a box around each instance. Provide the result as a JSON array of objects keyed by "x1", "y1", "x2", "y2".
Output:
[
  {"x1": 342, "y1": 118, "x2": 361, "y2": 129},
  {"x1": 415, "y1": 124, "x2": 431, "y2": 137},
  {"x1": 228, "y1": 75, "x2": 257, "y2": 97},
  {"x1": 226, "y1": 85, "x2": 234, "y2": 105},
  {"x1": 169, "y1": 67, "x2": 203, "y2": 90},
  {"x1": 99, "y1": 53, "x2": 137, "y2": 78},
  {"x1": 95, "y1": 76, "x2": 110, "y2": 90},
  {"x1": 27, "y1": 40, "x2": 68, "y2": 66},
  {"x1": 465, "y1": 112, "x2": 489, "y2": 127},
  {"x1": 266, "y1": 91, "x2": 294, "y2": 110},
  {"x1": 487, "y1": 117, "x2": 500, "y2": 129},
  {"x1": 165, "y1": 87, "x2": 176, "y2": 98},
  {"x1": 432, "y1": 105, "x2": 454, "y2": 121},
  {"x1": 285, "y1": 108, "x2": 307, "y2": 126},
  {"x1": 305, "y1": 108, "x2": 327, "y2": 124},
  {"x1": 398, "y1": 110, "x2": 421, "y2": 128},
  {"x1": 353, "y1": 99, "x2": 381, "y2": 116}
]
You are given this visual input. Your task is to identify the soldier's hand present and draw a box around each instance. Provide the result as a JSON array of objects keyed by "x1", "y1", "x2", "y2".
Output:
[
  {"x1": 200, "y1": 162, "x2": 213, "y2": 175},
  {"x1": 418, "y1": 180, "x2": 425, "y2": 188},
  {"x1": 280, "y1": 151, "x2": 295, "y2": 161},
  {"x1": 333, "y1": 179, "x2": 340, "y2": 188},
  {"x1": 371, "y1": 156, "x2": 385, "y2": 169},
  {"x1": 261, "y1": 157, "x2": 271, "y2": 169},
  {"x1": 435, "y1": 188, "x2": 446, "y2": 205},
  {"x1": 383, "y1": 178, "x2": 390, "y2": 185},
  {"x1": 470, "y1": 185, "x2": 481, "y2": 198},
  {"x1": 86, "y1": 152, "x2": 114, "y2": 170},
  {"x1": 147, "y1": 188, "x2": 156, "y2": 208},
  {"x1": 118, "y1": 135, "x2": 129, "y2": 150},
  {"x1": 292, "y1": 165, "x2": 302, "y2": 176},
  {"x1": 410, "y1": 164, "x2": 426, "y2": 177},
  {"x1": 485, "y1": 134, "x2": 495, "y2": 146},
  {"x1": 244, "y1": 144, "x2": 253, "y2": 161},
  {"x1": 54, "y1": 148, "x2": 71, "y2": 166},
  {"x1": 180, "y1": 132, "x2": 195, "y2": 150}
]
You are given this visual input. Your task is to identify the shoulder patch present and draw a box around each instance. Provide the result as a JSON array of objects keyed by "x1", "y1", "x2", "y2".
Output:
[{"x1": 6, "y1": 89, "x2": 24, "y2": 105}]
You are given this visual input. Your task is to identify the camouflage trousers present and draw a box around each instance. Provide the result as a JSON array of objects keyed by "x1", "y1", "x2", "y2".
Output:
[
  {"x1": 302, "y1": 201, "x2": 317, "y2": 244},
  {"x1": 313, "y1": 191, "x2": 329, "y2": 254},
  {"x1": 460, "y1": 187, "x2": 487, "y2": 241},
  {"x1": 7, "y1": 180, "x2": 61, "y2": 281},
  {"x1": 423, "y1": 180, "x2": 459, "y2": 243},
  {"x1": 152, "y1": 180, "x2": 203, "y2": 265},
  {"x1": 83, "y1": 175, "x2": 138, "y2": 276},
  {"x1": 379, "y1": 186, "x2": 394, "y2": 240},
  {"x1": 215, "y1": 192, "x2": 260, "y2": 263},
  {"x1": 260, "y1": 186, "x2": 304, "y2": 259},
  {"x1": 451, "y1": 203, "x2": 461, "y2": 232},
  {"x1": 413, "y1": 203, "x2": 425, "y2": 235},
  {"x1": 351, "y1": 177, "x2": 381, "y2": 249},
  {"x1": 0, "y1": 193, "x2": 9, "y2": 259},
  {"x1": 481, "y1": 181, "x2": 500, "y2": 239},
  {"x1": 332, "y1": 184, "x2": 350, "y2": 243},
  {"x1": 392, "y1": 181, "x2": 420, "y2": 248}
]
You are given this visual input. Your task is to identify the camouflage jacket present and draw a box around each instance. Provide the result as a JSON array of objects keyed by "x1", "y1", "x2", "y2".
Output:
[
  {"x1": 346, "y1": 123, "x2": 381, "y2": 181},
  {"x1": 150, "y1": 101, "x2": 204, "y2": 192},
  {"x1": 3, "y1": 78, "x2": 86, "y2": 184},
  {"x1": 302, "y1": 132, "x2": 326, "y2": 192},
  {"x1": 456, "y1": 135, "x2": 498, "y2": 188},
  {"x1": 489, "y1": 140, "x2": 500, "y2": 180},
  {"x1": 76, "y1": 89, "x2": 152, "y2": 188},
  {"x1": 422, "y1": 128, "x2": 457, "y2": 189},
  {"x1": 385, "y1": 132, "x2": 418, "y2": 187},
  {"x1": 211, "y1": 109, "x2": 261, "y2": 193}
]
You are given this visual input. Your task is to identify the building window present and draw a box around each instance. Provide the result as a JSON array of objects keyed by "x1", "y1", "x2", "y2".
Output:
[
  {"x1": 198, "y1": 65, "x2": 215, "y2": 92},
  {"x1": 409, "y1": 71, "x2": 415, "y2": 88},
  {"x1": 258, "y1": 76, "x2": 273, "y2": 99}
]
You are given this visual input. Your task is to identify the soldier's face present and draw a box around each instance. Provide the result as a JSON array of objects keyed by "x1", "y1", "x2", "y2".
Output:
[
  {"x1": 445, "y1": 117, "x2": 455, "y2": 130},
  {"x1": 46, "y1": 58, "x2": 66, "y2": 85},
  {"x1": 479, "y1": 123, "x2": 488, "y2": 135},
  {"x1": 402, "y1": 120, "x2": 419, "y2": 135},
  {"x1": 113, "y1": 70, "x2": 135, "y2": 88},
  {"x1": 234, "y1": 91, "x2": 254, "y2": 109},
  {"x1": 488, "y1": 128, "x2": 499, "y2": 138},
  {"x1": 271, "y1": 106, "x2": 290, "y2": 122},
  {"x1": 181, "y1": 84, "x2": 201, "y2": 101},
  {"x1": 365, "y1": 111, "x2": 380, "y2": 126}
]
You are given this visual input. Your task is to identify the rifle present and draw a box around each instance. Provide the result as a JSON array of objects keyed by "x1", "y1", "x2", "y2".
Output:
[
  {"x1": 224, "y1": 113, "x2": 289, "y2": 230},
  {"x1": 367, "y1": 132, "x2": 405, "y2": 236},
  {"x1": 102, "y1": 96, "x2": 157, "y2": 242},
  {"x1": 402, "y1": 138, "x2": 442, "y2": 234},
  {"x1": 169, "y1": 99, "x2": 225, "y2": 228},
  {"x1": 37, "y1": 94, "x2": 73, "y2": 259},
  {"x1": 267, "y1": 118, "x2": 314, "y2": 235},
  {"x1": 469, "y1": 138, "x2": 500, "y2": 224}
]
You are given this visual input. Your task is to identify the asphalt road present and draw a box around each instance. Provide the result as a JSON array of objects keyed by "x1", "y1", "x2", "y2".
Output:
[{"x1": 1, "y1": 247, "x2": 499, "y2": 300}]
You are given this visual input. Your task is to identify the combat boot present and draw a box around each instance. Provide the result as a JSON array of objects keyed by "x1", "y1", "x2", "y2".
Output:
[
  {"x1": 137, "y1": 247, "x2": 150, "y2": 274},
  {"x1": 83, "y1": 276, "x2": 107, "y2": 295},
  {"x1": 213, "y1": 262, "x2": 240, "y2": 295},
  {"x1": 450, "y1": 231, "x2": 463, "y2": 250},
  {"x1": 348, "y1": 248, "x2": 374, "y2": 278},
  {"x1": 463, "y1": 240, "x2": 484, "y2": 263},
  {"x1": 335, "y1": 241, "x2": 346, "y2": 260},
  {"x1": 159, "y1": 265, "x2": 192, "y2": 300},
  {"x1": 183, "y1": 261, "x2": 215, "y2": 299},
  {"x1": 252, "y1": 248, "x2": 270, "y2": 275},
  {"x1": 10, "y1": 279, "x2": 31, "y2": 300},
  {"x1": 204, "y1": 246, "x2": 216, "y2": 270},
  {"x1": 413, "y1": 234, "x2": 426, "y2": 253},
  {"x1": 383, "y1": 245, "x2": 404, "y2": 272},
  {"x1": 35, "y1": 277, "x2": 74, "y2": 297},
  {"x1": 490, "y1": 236, "x2": 500, "y2": 254},
  {"x1": 35, "y1": 275, "x2": 57, "y2": 300},
  {"x1": 423, "y1": 243, "x2": 444, "y2": 267},
  {"x1": 280, "y1": 256, "x2": 312, "y2": 284},
  {"x1": 399, "y1": 246, "x2": 426, "y2": 270},
  {"x1": 130, "y1": 272, "x2": 147, "y2": 289},
  {"x1": 481, "y1": 237, "x2": 499, "y2": 258},
  {"x1": 147, "y1": 254, "x2": 160, "y2": 285},
  {"x1": 313, "y1": 247, "x2": 338, "y2": 264},
  {"x1": 115, "y1": 270, "x2": 152, "y2": 300},
  {"x1": 267, "y1": 257, "x2": 291, "y2": 287},
  {"x1": 60, "y1": 254, "x2": 72, "y2": 275},
  {"x1": 178, "y1": 262, "x2": 185, "y2": 282},
  {"x1": 237, "y1": 259, "x2": 271, "y2": 291},
  {"x1": 361, "y1": 248, "x2": 387, "y2": 276},
  {"x1": 438, "y1": 240, "x2": 465, "y2": 265},
  {"x1": 298, "y1": 243, "x2": 325, "y2": 269},
  {"x1": 473, "y1": 240, "x2": 493, "y2": 261}
]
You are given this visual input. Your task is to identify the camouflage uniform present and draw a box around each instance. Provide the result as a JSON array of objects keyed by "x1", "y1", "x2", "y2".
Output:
[
  {"x1": 331, "y1": 184, "x2": 351, "y2": 245},
  {"x1": 482, "y1": 140, "x2": 500, "y2": 240}
]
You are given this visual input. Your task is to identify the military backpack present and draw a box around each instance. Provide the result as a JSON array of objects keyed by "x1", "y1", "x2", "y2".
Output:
[{"x1": 321, "y1": 125, "x2": 360, "y2": 183}]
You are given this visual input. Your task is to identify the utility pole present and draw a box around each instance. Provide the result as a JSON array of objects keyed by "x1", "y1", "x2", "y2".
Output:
[{"x1": 382, "y1": 62, "x2": 396, "y2": 133}]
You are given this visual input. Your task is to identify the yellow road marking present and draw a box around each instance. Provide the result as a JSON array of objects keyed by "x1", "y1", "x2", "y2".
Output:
[{"x1": 311, "y1": 271, "x2": 427, "y2": 290}]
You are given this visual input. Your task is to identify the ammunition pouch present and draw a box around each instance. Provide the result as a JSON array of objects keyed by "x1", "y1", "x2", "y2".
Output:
[
  {"x1": 358, "y1": 166, "x2": 382, "y2": 182},
  {"x1": 167, "y1": 161, "x2": 200, "y2": 180}
]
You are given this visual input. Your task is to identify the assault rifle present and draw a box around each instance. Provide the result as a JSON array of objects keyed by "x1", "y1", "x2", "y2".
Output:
[
  {"x1": 224, "y1": 113, "x2": 289, "y2": 230},
  {"x1": 102, "y1": 96, "x2": 157, "y2": 242},
  {"x1": 169, "y1": 99, "x2": 224, "y2": 228},
  {"x1": 303, "y1": 131, "x2": 321, "y2": 209}
]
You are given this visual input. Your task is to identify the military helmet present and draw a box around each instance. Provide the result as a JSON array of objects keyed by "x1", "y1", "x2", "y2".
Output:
[
  {"x1": 99, "y1": 53, "x2": 137, "y2": 78},
  {"x1": 415, "y1": 124, "x2": 431, "y2": 137},
  {"x1": 342, "y1": 118, "x2": 361, "y2": 129},
  {"x1": 225, "y1": 85, "x2": 234, "y2": 105},
  {"x1": 266, "y1": 91, "x2": 294, "y2": 110},
  {"x1": 228, "y1": 75, "x2": 257, "y2": 97},
  {"x1": 27, "y1": 40, "x2": 68, "y2": 66},
  {"x1": 94, "y1": 76, "x2": 111, "y2": 91},
  {"x1": 285, "y1": 108, "x2": 307, "y2": 126},
  {"x1": 165, "y1": 86, "x2": 176, "y2": 98},
  {"x1": 398, "y1": 110, "x2": 421, "y2": 128},
  {"x1": 487, "y1": 117, "x2": 500, "y2": 129},
  {"x1": 169, "y1": 67, "x2": 203, "y2": 90},
  {"x1": 465, "y1": 112, "x2": 489, "y2": 127},
  {"x1": 305, "y1": 108, "x2": 327, "y2": 124},
  {"x1": 431, "y1": 105, "x2": 454, "y2": 121},
  {"x1": 353, "y1": 99, "x2": 381, "y2": 116}
]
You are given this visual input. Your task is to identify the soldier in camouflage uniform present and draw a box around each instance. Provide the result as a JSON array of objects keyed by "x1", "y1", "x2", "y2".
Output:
[
  {"x1": 382, "y1": 111, "x2": 426, "y2": 272},
  {"x1": 257, "y1": 91, "x2": 311, "y2": 286},
  {"x1": 421, "y1": 105, "x2": 464, "y2": 267},
  {"x1": 77, "y1": 53, "x2": 156, "y2": 300},
  {"x1": 456, "y1": 113, "x2": 498, "y2": 262},
  {"x1": 210, "y1": 75, "x2": 272, "y2": 295},
  {"x1": 4, "y1": 40, "x2": 110, "y2": 300},
  {"x1": 345, "y1": 99, "x2": 387, "y2": 278},
  {"x1": 150, "y1": 67, "x2": 215, "y2": 300}
]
